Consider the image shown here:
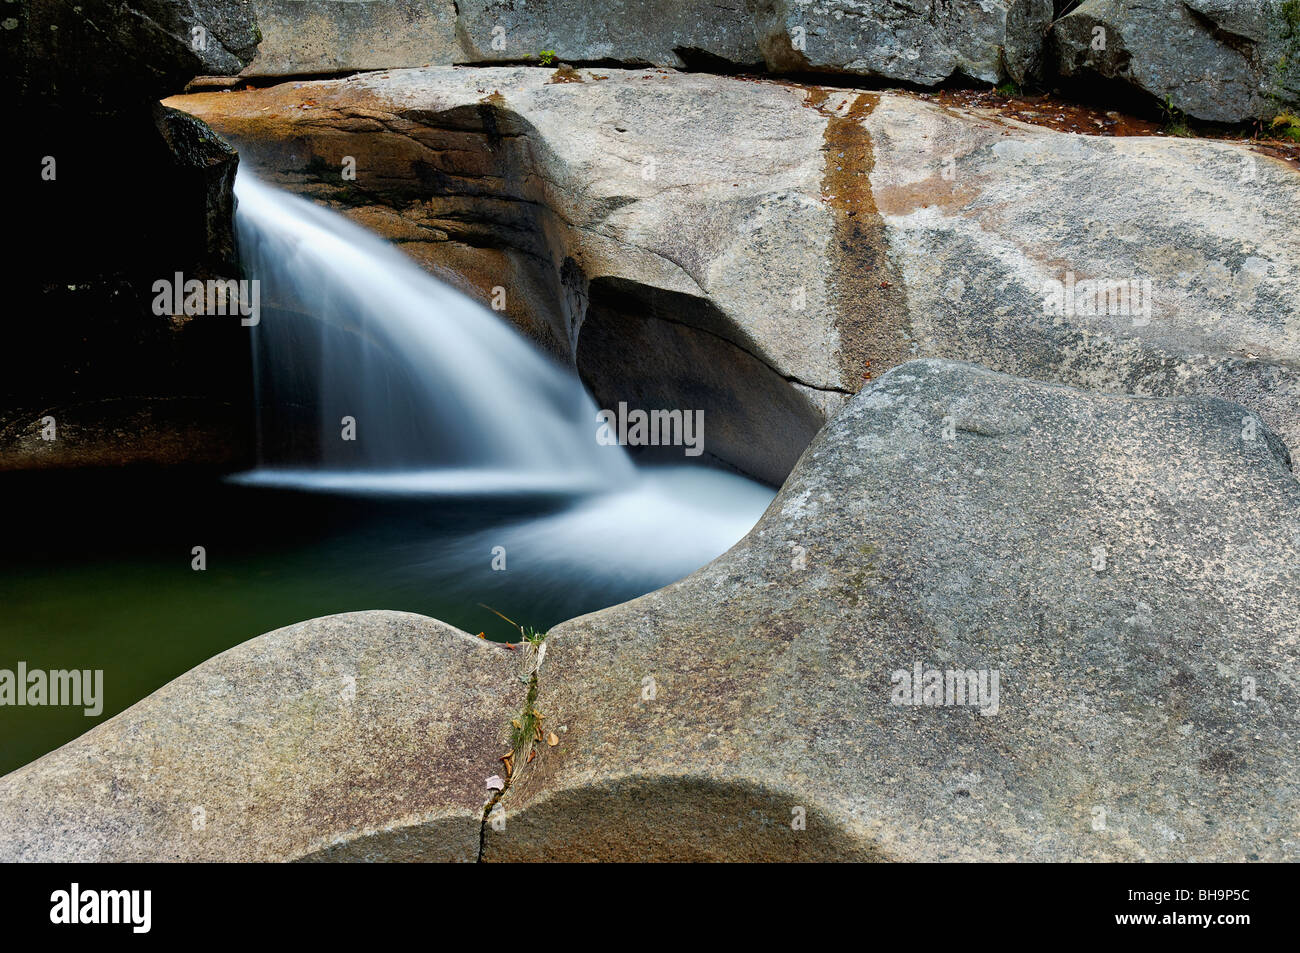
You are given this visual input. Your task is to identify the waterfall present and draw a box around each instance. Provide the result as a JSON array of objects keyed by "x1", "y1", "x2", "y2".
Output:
[
  {"x1": 227, "y1": 171, "x2": 774, "y2": 597},
  {"x1": 232, "y1": 171, "x2": 633, "y2": 491}
]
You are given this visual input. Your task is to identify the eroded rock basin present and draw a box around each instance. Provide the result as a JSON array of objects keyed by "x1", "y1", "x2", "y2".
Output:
[
  {"x1": 0, "y1": 462, "x2": 773, "y2": 778},
  {"x1": 3, "y1": 361, "x2": 1296, "y2": 862},
  {"x1": 170, "y1": 66, "x2": 1300, "y2": 471},
  {"x1": 4, "y1": 62, "x2": 1299, "y2": 863}
]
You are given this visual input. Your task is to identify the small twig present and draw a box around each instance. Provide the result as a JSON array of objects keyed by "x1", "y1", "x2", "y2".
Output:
[{"x1": 478, "y1": 602, "x2": 525, "y2": 639}]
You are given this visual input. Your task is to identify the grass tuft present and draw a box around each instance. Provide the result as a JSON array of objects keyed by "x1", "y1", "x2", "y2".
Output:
[{"x1": 1271, "y1": 111, "x2": 1300, "y2": 142}]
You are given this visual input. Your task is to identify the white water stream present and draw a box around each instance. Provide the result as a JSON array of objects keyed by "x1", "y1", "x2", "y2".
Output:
[{"x1": 230, "y1": 172, "x2": 773, "y2": 589}]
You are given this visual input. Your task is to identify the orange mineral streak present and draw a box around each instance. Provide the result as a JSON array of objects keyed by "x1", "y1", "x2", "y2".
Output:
[{"x1": 803, "y1": 88, "x2": 912, "y2": 391}]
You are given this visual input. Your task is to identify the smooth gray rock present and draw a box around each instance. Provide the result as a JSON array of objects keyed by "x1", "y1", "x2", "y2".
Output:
[
  {"x1": 247, "y1": 0, "x2": 460, "y2": 76},
  {"x1": 864, "y1": 92, "x2": 1300, "y2": 456},
  {"x1": 487, "y1": 360, "x2": 1300, "y2": 861},
  {"x1": 0, "y1": 612, "x2": 527, "y2": 862},
  {"x1": 1053, "y1": 0, "x2": 1300, "y2": 121},
  {"x1": 243, "y1": 0, "x2": 763, "y2": 76},
  {"x1": 455, "y1": 0, "x2": 763, "y2": 68}
]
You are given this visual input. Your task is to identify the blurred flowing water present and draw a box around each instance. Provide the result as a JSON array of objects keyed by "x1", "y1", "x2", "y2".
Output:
[
  {"x1": 0, "y1": 173, "x2": 774, "y2": 774},
  {"x1": 231, "y1": 171, "x2": 773, "y2": 599},
  {"x1": 234, "y1": 172, "x2": 634, "y2": 483}
]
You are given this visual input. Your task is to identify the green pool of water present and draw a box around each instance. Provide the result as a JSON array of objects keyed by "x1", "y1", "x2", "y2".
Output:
[{"x1": 0, "y1": 466, "x2": 755, "y2": 775}]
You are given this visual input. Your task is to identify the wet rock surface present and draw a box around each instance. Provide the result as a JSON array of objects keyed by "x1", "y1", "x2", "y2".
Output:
[{"x1": 2, "y1": 0, "x2": 263, "y2": 471}]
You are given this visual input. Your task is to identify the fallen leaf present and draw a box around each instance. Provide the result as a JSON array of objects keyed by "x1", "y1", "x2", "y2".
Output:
[{"x1": 546, "y1": 732, "x2": 559, "y2": 747}]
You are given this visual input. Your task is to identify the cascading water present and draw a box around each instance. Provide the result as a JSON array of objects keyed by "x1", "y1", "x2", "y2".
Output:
[
  {"x1": 228, "y1": 170, "x2": 775, "y2": 612},
  {"x1": 233, "y1": 171, "x2": 632, "y2": 490},
  {"x1": 0, "y1": 171, "x2": 778, "y2": 769}
]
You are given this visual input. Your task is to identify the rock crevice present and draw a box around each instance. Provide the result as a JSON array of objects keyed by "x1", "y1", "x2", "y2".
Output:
[{"x1": 237, "y1": 0, "x2": 1298, "y2": 119}]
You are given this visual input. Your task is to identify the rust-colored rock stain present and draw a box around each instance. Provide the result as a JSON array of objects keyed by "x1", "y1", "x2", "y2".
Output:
[
  {"x1": 547, "y1": 65, "x2": 585, "y2": 84},
  {"x1": 805, "y1": 88, "x2": 911, "y2": 391}
]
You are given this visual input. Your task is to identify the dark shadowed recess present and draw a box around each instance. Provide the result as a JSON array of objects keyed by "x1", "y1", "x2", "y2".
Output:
[{"x1": 576, "y1": 277, "x2": 824, "y2": 486}]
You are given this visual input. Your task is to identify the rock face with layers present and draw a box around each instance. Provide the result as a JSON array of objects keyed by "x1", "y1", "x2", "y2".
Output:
[
  {"x1": 751, "y1": 0, "x2": 1055, "y2": 85},
  {"x1": 240, "y1": 0, "x2": 1054, "y2": 87},
  {"x1": 1053, "y1": 0, "x2": 1300, "y2": 122},
  {"x1": 174, "y1": 67, "x2": 1300, "y2": 484},
  {"x1": 0, "y1": 612, "x2": 527, "y2": 862},
  {"x1": 1, "y1": 0, "x2": 263, "y2": 471},
  {"x1": 4, "y1": 362, "x2": 1296, "y2": 861},
  {"x1": 4, "y1": 0, "x2": 262, "y2": 112}
]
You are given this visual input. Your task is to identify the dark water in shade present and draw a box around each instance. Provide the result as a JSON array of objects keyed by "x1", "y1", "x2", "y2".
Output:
[
  {"x1": 0, "y1": 465, "x2": 771, "y2": 776},
  {"x1": 0, "y1": 174, "x2": 776, "y2": 776}
]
